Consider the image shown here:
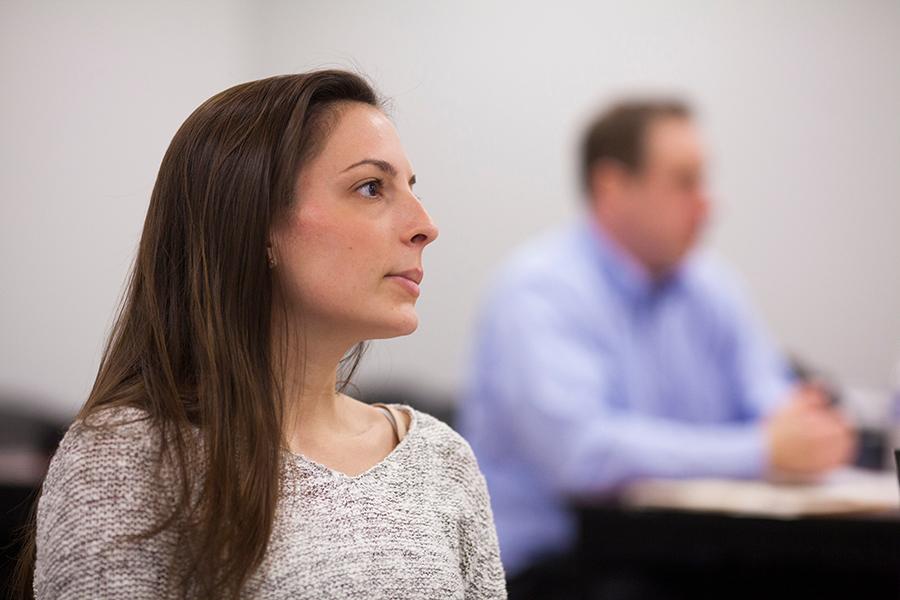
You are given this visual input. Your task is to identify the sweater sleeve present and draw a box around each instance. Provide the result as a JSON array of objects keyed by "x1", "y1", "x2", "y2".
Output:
[
  {"x1": 34, "y1": 407, "x2": 183, "y2": 599},
  {"x1": 454, "y1": 436, "x2": 507, "y2": 600}
]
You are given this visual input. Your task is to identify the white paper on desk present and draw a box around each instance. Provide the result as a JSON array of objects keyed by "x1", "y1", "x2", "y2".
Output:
[{"x1": 621, "y1": 468, "x2": 900, "y2": 518}]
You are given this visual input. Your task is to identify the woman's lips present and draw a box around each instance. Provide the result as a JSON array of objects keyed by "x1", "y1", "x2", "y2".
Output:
[
  {"x1": 385, "y1": 269, "x2": 422, "y2": 297},
  {"x1": 386, "y1": 274, "x2": 421, "y2": 297}
]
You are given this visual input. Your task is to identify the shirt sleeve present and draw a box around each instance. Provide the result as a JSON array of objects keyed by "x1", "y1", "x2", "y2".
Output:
[
  {"x1": 714, "y1": 266, "x2": 794, "y2": 420},
  {"x1": 454, "y1": 436, "x2": 508, "y2": 599},
  {"x1": 34, "y1": 411, "x2": 183, "y2": 599},
  {"x1": 486, "y1": 286, "x2": 771, "y2": 496}
]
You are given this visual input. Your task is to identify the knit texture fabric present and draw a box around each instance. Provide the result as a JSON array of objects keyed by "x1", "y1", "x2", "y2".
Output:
[{"x1": 34, "y1": 404, "x2": 507, "y2": 599}]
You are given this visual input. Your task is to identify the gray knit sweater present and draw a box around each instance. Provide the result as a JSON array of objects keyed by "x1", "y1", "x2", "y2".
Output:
[{"x1": 34, "y1": 404, "x2": 507, "y2": 599}]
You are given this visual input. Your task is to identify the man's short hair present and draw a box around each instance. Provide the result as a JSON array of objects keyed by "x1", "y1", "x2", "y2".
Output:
[{"x1": 580, "y1": 99, "x2": 692, "y2": 194}]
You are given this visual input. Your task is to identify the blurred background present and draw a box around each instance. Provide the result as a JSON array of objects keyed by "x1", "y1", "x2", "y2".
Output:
[
  {"x1": 2, "y1": 0, "x2": 899, "y2": 423},
  {"x1": 2, "y1": 0, "x2": 900, "y2": 595}
]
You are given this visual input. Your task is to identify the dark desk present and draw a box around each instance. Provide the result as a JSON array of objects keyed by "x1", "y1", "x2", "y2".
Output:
[{"x1": 575, "y1": 505, "x2": 900, "y2": 600}]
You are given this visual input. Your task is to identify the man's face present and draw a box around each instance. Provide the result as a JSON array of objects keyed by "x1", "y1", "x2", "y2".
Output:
[{"x1": 598, "y1": 116, "x2": 711, "y2": 276}]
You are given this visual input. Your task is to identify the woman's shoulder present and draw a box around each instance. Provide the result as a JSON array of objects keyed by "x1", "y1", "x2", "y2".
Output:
[
  {"x1": 37, "y1": 404, "x2": 182, "y2": 541},
  {"x1": 41, "y1": 405, "x2": 172, "y2": 507},
  {"x1": 76, "y1": 403, "x2": 156, "y2": 431},
  {"x1": 397, "y1": 405, "x2": 483, "y2": 470},
  {"x1": 34, "y1": 405, "x2": 186, "y2": 598},
  {"x1": 55, "y1": 404, "x2": 162, "y2": 461}
]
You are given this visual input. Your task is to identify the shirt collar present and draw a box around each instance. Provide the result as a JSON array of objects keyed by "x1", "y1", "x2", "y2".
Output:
[{"x1": 578, "y1": 216, "x2": 687, "y2": 304}]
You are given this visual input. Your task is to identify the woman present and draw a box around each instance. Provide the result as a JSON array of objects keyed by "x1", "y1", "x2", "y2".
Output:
[{"x1": 14, "y1": 70, "x2": 506, "y2": 599}]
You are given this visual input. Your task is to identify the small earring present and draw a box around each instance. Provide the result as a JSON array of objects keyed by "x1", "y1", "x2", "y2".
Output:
[{"x1": 266, "y1": 247, "x2": 277, "y2": 268}]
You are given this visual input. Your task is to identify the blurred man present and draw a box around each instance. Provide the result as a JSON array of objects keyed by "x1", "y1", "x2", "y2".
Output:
[{"x1": 459, "y1": 100, "x2": 855, "y2": 595}]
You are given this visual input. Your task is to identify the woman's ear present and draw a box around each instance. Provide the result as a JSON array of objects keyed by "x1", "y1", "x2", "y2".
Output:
[{"x1": 266, "y1": 245, "x2": 278, "y2": 269}]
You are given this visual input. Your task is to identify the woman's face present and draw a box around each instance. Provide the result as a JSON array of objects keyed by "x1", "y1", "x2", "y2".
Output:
[{"x1": 271, "y1": 102, "x2": 438, "y2": 343}]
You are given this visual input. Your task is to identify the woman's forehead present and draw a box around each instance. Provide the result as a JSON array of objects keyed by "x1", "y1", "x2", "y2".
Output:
[{"x1": 314, "y1": 104, "x2": 412, "y2": 176}]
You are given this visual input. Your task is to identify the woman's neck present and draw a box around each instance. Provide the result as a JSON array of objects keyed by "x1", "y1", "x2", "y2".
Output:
[{"x1": 272, "y1": 317, "x2": 367, "y2": 446}]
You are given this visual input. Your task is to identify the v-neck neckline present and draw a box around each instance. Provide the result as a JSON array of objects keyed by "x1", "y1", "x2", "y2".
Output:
[{"x1": 284, "y1": 404, "x2": 417, "y2": 481}]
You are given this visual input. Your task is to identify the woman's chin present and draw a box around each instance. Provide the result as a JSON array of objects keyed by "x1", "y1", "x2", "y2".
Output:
[
  {"x1": 390, "y1": 314, "x2": 419, "y2": 337},
  {"x1": 364, "y1": 312, "x2": 419, "y2": 340}
]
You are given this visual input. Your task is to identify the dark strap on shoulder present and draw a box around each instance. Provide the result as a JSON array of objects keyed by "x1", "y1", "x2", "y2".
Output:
[{"x1": 371, "y1": 403, "x2": 407, "y2": 443}]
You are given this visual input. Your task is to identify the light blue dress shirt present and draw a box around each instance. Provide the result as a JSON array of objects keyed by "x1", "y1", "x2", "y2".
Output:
[{"x1": 458, "y1": 216, "x2": 793, "y2": 577}]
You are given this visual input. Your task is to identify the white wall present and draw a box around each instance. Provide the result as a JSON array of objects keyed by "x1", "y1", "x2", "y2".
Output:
[
  {"x1": 3, "y1": 1, "x2": 899, "y2": 419},
  {"x1": 0, "y1": 0, "x2": 255, "y2": 417}
]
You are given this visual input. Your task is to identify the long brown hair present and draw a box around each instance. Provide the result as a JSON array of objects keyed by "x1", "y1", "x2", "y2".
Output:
[{"x1": 11, "y1": 70, "x2": 379, "y2": 599}]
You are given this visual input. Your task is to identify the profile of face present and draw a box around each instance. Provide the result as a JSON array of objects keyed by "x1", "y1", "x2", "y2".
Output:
[
  {"x1": 594, "y1": 116, "x2": 710, "y2": 276},
  {"x1": 270, "y1": 102, "x2": 438, "y2": 344}
]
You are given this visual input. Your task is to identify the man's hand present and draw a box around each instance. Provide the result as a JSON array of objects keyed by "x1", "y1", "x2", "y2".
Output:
[{"x1": 764, "y1": 384, "x2": 856, "y2": 479}]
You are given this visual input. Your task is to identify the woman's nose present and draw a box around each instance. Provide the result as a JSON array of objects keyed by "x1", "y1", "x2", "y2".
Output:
[{"x1": 407, "y1": 197, "x2": 439, "y2": 247}]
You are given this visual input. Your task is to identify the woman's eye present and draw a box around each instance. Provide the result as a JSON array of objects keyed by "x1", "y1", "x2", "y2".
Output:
[{"x1": 357, "y1": 180, "x2": 382, "y2": 198}]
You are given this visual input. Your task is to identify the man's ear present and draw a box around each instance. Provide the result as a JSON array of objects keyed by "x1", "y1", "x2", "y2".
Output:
[{"x1": 590, "y1": 159, "x2": 629, "y2": 211}]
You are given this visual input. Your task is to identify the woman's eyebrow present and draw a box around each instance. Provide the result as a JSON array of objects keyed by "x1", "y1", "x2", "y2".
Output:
[{"x1": 341, "y1": 158, "x2": 397, "y2": 177}]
